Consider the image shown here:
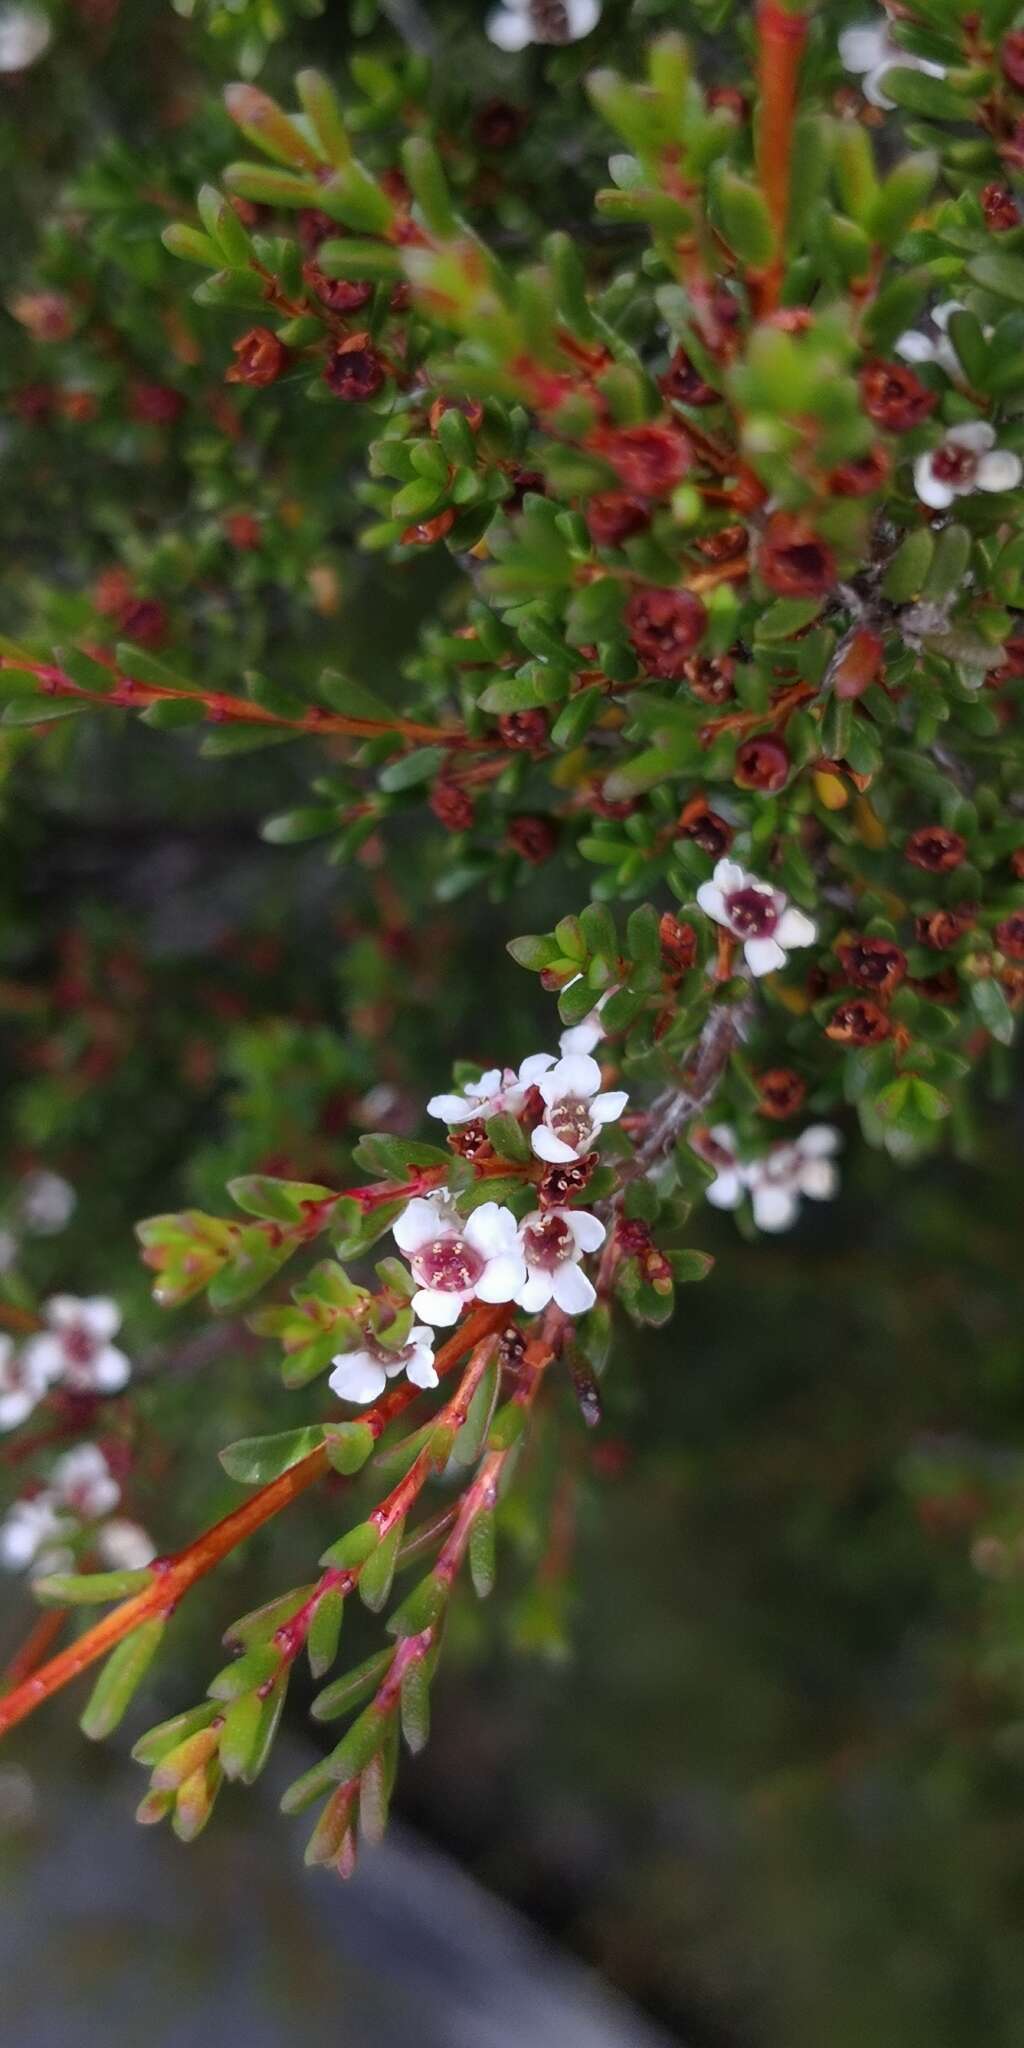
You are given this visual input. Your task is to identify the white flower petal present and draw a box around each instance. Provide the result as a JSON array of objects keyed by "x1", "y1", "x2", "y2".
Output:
[
  {"x1": 799, "y1": 1160, "x2": 839, "y2": 1202},
  {"x1": 568, "y1": 1210, "x2": 606, "y2": 1254},
  {"x1": 405, "y1": 1349, "x2": 439, "y2": 1390},
  {"x1": 0, "y1": 1389, "x2": 34, "y2": 1432},
  {"x1": 838, "y1": 23, "x2": 887, "y2": 74},
  {"x1": 393, "y1": 1196, "x2": 448, "y2": 1256},
  {"x1": 19, "y1": 1334, "x2": 65, "y2": 1388},
  {"x1": 948, "y1": 420, "x2": 995, "y2": 453},
  {"x1": 540, "y1": 1052, "x2": 601, "y2": 1103},
  {"x1": 531, "y1": 1125, "x2": 578, "y2": 1163},
  {"x1": 797, "y1": 1124, "x2": 841, "y2": 1158},
  {"x1": 91, "y1": 1345, "x2": 131, "y2": 1393},
  {"x1": 98, "y1": 1520, "x2": 156, "y2": 1571},
  {"x1": 591, "y1": 1090, "x2": 628, "y2": 1128},
  {"x1": 465, "y1": 1201, "x2": 520, "y2": 1259},
  {"x1": 976, "y1": 449, "x2": 1022, "y2": 493},
  {"x1": 79, "y1": 1298, "x2": 122, "y2": 1341},
  {"x1": 695, "y1": 881, "x2": 726, "y2": 925},
  {"x1": 914, "y1": 457, "x2": 955, "y2": 510},
  {"x1": 516, "y1": 1270, "x2": 554, "y2": 1314},
  {"x1": 775, "y1": 906, "x2": 817, "y2": 950},
  {"x1": 552, "y1": 1263, "x2": 597, "y2": 1315},
  {"x1": 329, "y1": 1352, "x2": 388, "y2": 1404},
  {"x1": 518, "y1": 1052, "x2": 558, "y2": 1084},
  {"x1": 475, "y1": 1252, "x2": 527, "y2": 1303},
  {"x1": 486, "y1": 8, "x2": 533, "y2": 51},
  {"x1": 894, "y1": 330, "x2": 935, "y2": 364},
  {"x1": 751, "y1": 1184, "x2": 799, "y2": 1232},
  {"x1": 706, "y1": 1169, "x2": 743, "y2": 1210},
  {"x1": 411, "y1": 1287, "x2": 463, "y2": 1328},
  {"x1": 744, "y1": 936, "x2": 787, "y2": 977},
  {"x1": 426, "y1": 1091, "x2": 477, "y2": 1124}
]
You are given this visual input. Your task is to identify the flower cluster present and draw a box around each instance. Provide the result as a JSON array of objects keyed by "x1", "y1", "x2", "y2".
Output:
[
  {"x1": 698, "y1": 1124, "x2": 842, "y2": 1235},
  {"x1": 0, "y1": 1295, "x2": 132, "y2": 1433},
  {"x1": 0, "y1": 1441, "x2": 153, "y2": 1580}
]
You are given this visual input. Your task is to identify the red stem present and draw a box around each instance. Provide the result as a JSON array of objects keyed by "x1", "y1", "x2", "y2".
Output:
[
  {"x1": 755, "y1": 1, "x2": 809, "y2": 311},
  {"x1": 0, "y1": 1303, "x2": 508, "y2": 1738}
]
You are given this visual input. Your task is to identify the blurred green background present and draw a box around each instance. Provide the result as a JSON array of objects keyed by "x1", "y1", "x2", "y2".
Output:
[{"x1": 4, "y1": 4, "x2": 1024, "y2": 2044}]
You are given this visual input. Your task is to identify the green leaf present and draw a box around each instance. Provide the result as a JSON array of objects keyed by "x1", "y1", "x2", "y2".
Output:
[
  {"x1": 323, "y1": 1421, "x2": 376, "y2": 1476},
  {"x1": 80, "y1": 1619, "x2": 165, "y2": 1741},
  {"x1": 877, "y1": 66, "x2": 970, "y2": 121},
  {"x1": 967, "y1": 250, "x2": 1024, "y2": 308},
  {"x1": 219, "y1": 1425, "x2": 324, "y2": 1485},
  {"x1": 310, "y1": 1647, "x2": 395, "y2": 1726},
  {"x1": 400, "y1": 1658, "x2": 431, "y2": 1753},
  {"x1": 228, "y1": 1175, "x2": 335, "y2": 1221},
  {"x1": 317, "y1": 668, "x2": 394, "y2": 722},
  {"x1": 485, "y1": 1112, "x2": 532, "y2": 1164},
  {"x1": 882, "y1": 527, "x2": 935, "y2": 603},
  {"x1": 970, "y1": 975, "x2": 1016, "y2": 1046},
  {"x1": 33, "y1": 1566, "x2": 153, "y2": 1605},
  {"x1": 207, "y1": 1643, "x2": 281, "y2": 1701},
  {"x1": 307, "y1": 1587, "x2": 345, "y2": 1680},
  {"x1": 378, "y1": 746, "x2": 445, "y2": 793},
  {"x1": 358, "y1": 1517, "x2": 405, "y2": 1613},
  {"x1": 469, "y1": 1508, "x2": 496, "y2": 1597}
]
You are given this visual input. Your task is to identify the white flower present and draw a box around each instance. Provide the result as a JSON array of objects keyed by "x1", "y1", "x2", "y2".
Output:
[
  {"x1": 0, "y1": 1493, "x2": 66, "y2": 1572},
  {"x1": 530, "y1": 1053, "x2": 628, "y2": 1164},
  {"x1": 515, "y1": 1206, "x2": 605, "y2": 1315},
  {"x1": 97, "y1": 1519, "x2": 157, "y2": 1571},
  {"x1": 18, "y1": 1170, "x2": 75, "y2": 1236},
  {"x1": 329, "y1": 1321, "x2": 438, "y2": 1405},
  {"x1": 914, "y1": 421, "x2": 1023, "y2": 511},
  {"x1": 696, "y1": 858, "x2": 817, "y2": 978},
  {"x1": 393, "y1": 1195, "x2": 526, "y2": 1327},
  {"x1": 50, "y1": 1442, "x2": 120, "y2": 1521},
  {"x1": 21, "y1": 1295, "x2": 131, "y2": 1395},
  {"x1": 427, "y1": 1052, "x2": 555, "y2": 1128},
  {"x1": 0, "y1": 1332, "x2": 56, "y2": 1432},
  {"x1": 558, "y1": 988, "x2": 611, "y2": 1058},
  {"x1": 694, "y1": 1124, "x2": 747, "y2": 1212},
  {"x1": 486, "y1": 0, "x2": 600, "y2": 53},
  {"x1": 0, "y1": 5, "x2": 51, "y2": 73},
  {"x1": 838, "y1": 19, "x2": 946, "y2": 109},
  {"x1": 896, "y1": 301, "x2": 965, "y2": 382},
  {"x1": 747, "y1": 1125, "x2": 842, "y2": 1233}
]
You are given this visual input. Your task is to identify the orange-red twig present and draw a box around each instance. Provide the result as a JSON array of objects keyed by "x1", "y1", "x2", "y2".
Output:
[
  {"x1": 0, "y1": 1303, "x2": 508, "y2": 1738},
  {"x1": 755, "y1": 1, "x2": 809, "y2": 312}
]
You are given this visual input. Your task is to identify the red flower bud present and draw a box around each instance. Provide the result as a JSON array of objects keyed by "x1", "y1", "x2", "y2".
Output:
[
  {"x1": 429, "y1": 782, "x2": 474, "y2": 832},
  {"x1": 302, "y1": 261, "x2": 373, "y2": 314},
  {"x1": 1002, "y1": 29, "x2": 1024, "y2": 90},
  {"x1": 676, "y1": 793, "x2": 733, "y2": 858},
  {"x1": 833, "y1": 627, "x2": 884, "y2": 701},
  {"x1": 10, "y1": 291, "x2": 73, "y2": 343},
  {"x1": 828, "y1": 447, "x2": 890, "y2": 497},
  {"x1": 118, "y1": 598, "x2": 168, "y2": 650},
  {"x1": 428, "y1": 396, "x2": 483, "y2": 435},
  {"x1": 915, "y1": 908, "x2": 972, "y2": 951},
  {"x1": 982, "y1": 182, "x2": 1019, "y2": 231},
  {"x1": 497, "y1": 709, "x2": 548, "y2": 752},
  {"x1": 626, "y1": 585, "x2": 708, "y2": 678},
  {"x1": 696, "y1": 524, "x2": 747, "y2": 563},
  {"x1": 585, "y1": 492, "x2": 650, "y2": 548},
  {"x1": 836, "y1": 936, "x2": 907, "y2": 998},
  {"x1": 508, "y1": 814, "x2": 558, "y2": 863},
  {"x1": 905, "y1": 826, "x2": 967, "y2": 873},
  {"x1": 756, "y1": 1068, "x2": 806, "y2": 1120},
  {"x1": 659, "y1": 913, "x2": 698, "y2": 976},
  {"x1": 660, "y1": 347, "x2": 718, "y2": 406},
  {"x1": 324, "y1": 332, "x2": 386, "y2": 401},
  {"x1": 826, "y1": 998, "x2": 891, "y2": 1045},
  {"x1": 682, "y1": 652, "x2": 735, "y2": 705},
  {"x1": 223, "y1": 512, "x2": 262, "y2": 550},
  {"x1": 995, "y1": 913, "x2": 1024, "y2": 960},
  {"x1": 595, "y1": 423, "x2": 692, "y2": 499},
  {"x1": 402, "y1": 508, "x2": 456, "y2": 546},
  {"x1": 537, "y1": 1153, "x2": 598, "y2": 1208},
  {"x1": 298, "y1": 208, "x2": 335, "y2": 254},
  {"x1": 758, "y1": 512, "x2": 836, "y2": 597},
  {"x1": 12, "y1": 382, "x2": 54, "y2": 425},
  {"x1": 130, "y1": 383, "x2": 185, "y2": 426},
  {"x1": 226, "y1": 327, "x2": 290, "y2": 388},
  {"x1": 473, "y1": 98, "x2": 529, "y2": 150},
  {"x1": 860, "y1": 361, "x2": 937, "y2": 430},
  {"x1": 734, "y1": 734, "x2": 790, "y2": 792}
]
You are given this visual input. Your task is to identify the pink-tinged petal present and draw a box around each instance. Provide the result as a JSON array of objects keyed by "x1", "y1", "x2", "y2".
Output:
[
  {"x1": 706, "y1": 1170, "x2": 743, "y2": 1211},
  {"x1": 329, "y1": 1352, "x2": 388, "y2": 1404},
  {"x1": 411, "y1": 1287, "x2": 463, "y2": 1328},
  {"x1": 751, "y1": 1184, "x2": 798, "y2": 1232},
  {"x1": 591, "y1": 1089, "x2": 628, "y2": 1127},
  {"x1": 405, "y1": 1349, "x2": 439, "y2": 1390},
  {"x1": 948, "y1": 420, "x2": 994, "y2": 453},
  {"x1": 475, "y1": 1253, "x2": 528, "y2": 1303},
  {"x1": 568, "y1": 1210, "x2": 606, "y2": 1254},
  {"x1": 516, "y1": 1270, "x2": 554, "y2": 1314},
  {"x1": 46, "y1": 1294, "x2": 86, "y2": 1329},
  {"x1": 914, "y1": 456, "x2": 954, "y2": 510},
  {"x1": 465, "y1": 1202, "x2": 520, "y2": 1258},
  {"x1": 552, "y1": 1263, "x2": 596, "y2": 1315},
  {"x1": 976, "y1": 449, "x2": 1022, "y2": 493},
  {"x1": 712, "y1": 856, "x2": 746, "y2": 895},
  {"x1": 743, "y1": 936, "x2": 787, "y2": 977},
  {"x1": 531, "y1": 1124, "x2": 578, "y2": 1163},
  {"x1": 91, "y1": 1345, "x2": 131, "y2": 1392},
  {"x1": 776, "y1": 905, "x2": 817, "y2": 950},
  {"x1": 518, "y1": 1052, "x2": 557, "y2": 1084},
  {"x1": 695, "y1": 881, "x2": 727, "y2": 925},
  {"x1": 393, "y1": 1196, "x2": 448, "y2": 1256}
]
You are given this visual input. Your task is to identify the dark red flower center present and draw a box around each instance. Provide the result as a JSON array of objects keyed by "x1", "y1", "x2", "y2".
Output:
[
  {"x1": 522, "y1": 1215, "x2": 573, "y2": 1271},
  {"x1": 724, "y1": 888, "x2": 778, "y2": 939},
  {"x1": 548, "y1": 1097, "x2": 594, "y2": 1150},
  {"x1": 410, "y1": 1235, "x2": 483, "y2": 1294},
  {"x1": 931, "y1": 443, "x2": 977, "y2": 487}
]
